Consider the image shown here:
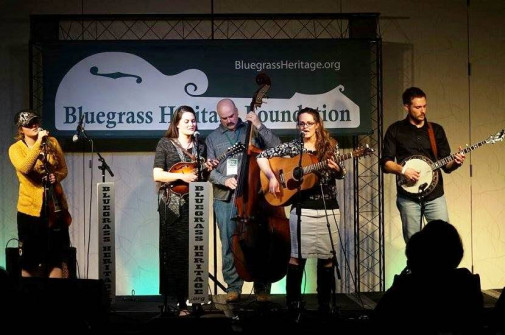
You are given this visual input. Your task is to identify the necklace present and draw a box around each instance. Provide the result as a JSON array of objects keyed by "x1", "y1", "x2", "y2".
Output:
[{"x1": 177, "y1": 137, "x2": 192, "y2": 150}]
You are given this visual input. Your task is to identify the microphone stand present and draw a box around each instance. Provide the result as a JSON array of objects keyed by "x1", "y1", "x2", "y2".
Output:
[
  {"x1": 79, "y1": 129, "x2": 114, "y2": 182},
  {"x1": 97, "y1": 152, "x2": 114, "y2": 182},
  {"x1": 294, "y1": 134, "x2": 304, "y2": 261},
  {"x1": 417, "y1": 183, "x2": 428, "y2": 232},
  {"x1": 195, "y1": 134, "x2": 202, "y2": 182},
  {"x1": 292, "y1": 133, "x2": 305, "y2": 322},
  {"x1": 319, "y1": 182, "x2": 341, "y2": 317},
  {"x1": 41, "y1": 137, "x2": 50, "y2": 218},
  {"x1": 41, "y1": 137, "x2": 51, "y2": 277},
  {"x1": 75, "y1": 126, "x2": 114, "y2": 280}
]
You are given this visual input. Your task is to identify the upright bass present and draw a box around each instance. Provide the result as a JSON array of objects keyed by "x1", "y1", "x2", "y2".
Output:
[{"x1": 231, "y1": 73, "x2": 290, "y2": 283}]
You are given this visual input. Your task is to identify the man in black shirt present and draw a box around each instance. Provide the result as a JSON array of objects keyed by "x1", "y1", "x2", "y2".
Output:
[{"x1": 381, "y1": 87, "x2": 465, "y2": 242}]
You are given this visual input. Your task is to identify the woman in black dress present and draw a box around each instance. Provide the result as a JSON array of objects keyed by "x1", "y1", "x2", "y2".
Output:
[{"x1": 153, "y1": 105, "x2": 216, "y2": 316}]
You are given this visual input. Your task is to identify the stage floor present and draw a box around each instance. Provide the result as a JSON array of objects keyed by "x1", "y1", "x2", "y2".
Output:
[
  {"x1": 5, "y1": 277, "x2": 501, "y2": 334},
  {"x1": 106, "y1": 290, "x2": 502, "y2": 334}
]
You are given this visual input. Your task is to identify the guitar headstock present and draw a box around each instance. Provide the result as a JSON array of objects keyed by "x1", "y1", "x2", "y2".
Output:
[
  {"x1": 353, "y1": 144, "x2": 375, "y2": 158},
  {"x1": 250, "y1": 72, "x2": 271, "y2": 111},
  {"x1": 486, "y1": 129, "x2": 505, "y2": 144}
]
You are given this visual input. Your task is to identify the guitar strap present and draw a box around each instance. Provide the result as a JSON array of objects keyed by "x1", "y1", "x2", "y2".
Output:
[
  {"x1": 170, "y1": 139, "x2": 196, "y2": 161},
  {"x1": 426, "y1": 122, "x2": 438, "y2": 159}
]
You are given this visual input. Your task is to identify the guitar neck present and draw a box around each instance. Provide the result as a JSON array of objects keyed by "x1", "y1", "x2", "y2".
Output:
[
  {"x1": 302, "y1": 151, "x2": 354, "y2": 175},
  {"x1": 216, "y1": 150, "x2": 228, "y2": 162},
  {"x1": 431, "y1": 139, "x2": 488, "y2": 170},
  {"x1": 194, "y1": 147, "x2": 228, "y2": 170},
  {"x1": 216, "y1": 144, "x2": 242, "y2": 163}
]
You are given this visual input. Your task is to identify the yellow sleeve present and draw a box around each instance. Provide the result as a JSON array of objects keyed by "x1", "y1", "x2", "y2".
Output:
[{"x1": 8, "y1": 140, "x2": 42, "y2": 175}]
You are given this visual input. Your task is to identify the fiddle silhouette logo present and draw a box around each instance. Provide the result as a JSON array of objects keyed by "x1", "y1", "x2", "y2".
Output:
[{"x1": 89, "y1": 66, "x2": 142, "y2": 83}]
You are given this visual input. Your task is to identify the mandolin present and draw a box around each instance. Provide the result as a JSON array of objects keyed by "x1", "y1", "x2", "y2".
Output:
[{"x1": 165, "y1": 142, "x2": 245, "y2": 195}]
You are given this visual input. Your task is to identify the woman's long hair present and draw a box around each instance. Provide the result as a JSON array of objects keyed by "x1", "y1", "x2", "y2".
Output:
[
  {"x1": 15, "y1": 127, "x2": 25, "y2": 141},
  {"x1": 297, "y1": 107, "x2": 336, "y2": 161},
  {"x1": 164, "y1": 105, "x2": 197, "y2": 139}
]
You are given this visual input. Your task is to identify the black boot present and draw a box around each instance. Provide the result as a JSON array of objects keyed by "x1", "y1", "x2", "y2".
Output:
[
  {"x1": 317, "y1": 260, "x2": 334, "y2": 316},
  {"x1": 286, "y1": 263, "x2": 304, "y2": 322}
]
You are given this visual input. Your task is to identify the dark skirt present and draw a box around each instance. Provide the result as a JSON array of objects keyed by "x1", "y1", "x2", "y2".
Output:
[
  {"x1": 158, "y1": 191, "x2": 189, "y2": 306},
  {"x1": 17, "y1": 211, "x2": 70, "y2": 273}
]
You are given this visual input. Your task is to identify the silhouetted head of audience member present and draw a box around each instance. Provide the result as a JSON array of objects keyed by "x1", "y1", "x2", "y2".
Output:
[
  {"x1": 374, "y1": 220, "x2": 484, "y2": 333},
  {"x1": 490, "y1": 284, "x2": 505, "y2": 333},
  {"x1": 406, "y1": 220, "x2": 464, "y2": 274}
]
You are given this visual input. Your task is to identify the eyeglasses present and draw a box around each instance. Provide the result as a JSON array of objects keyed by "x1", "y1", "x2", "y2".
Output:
[{"x1": 297, "y1": 121, "x2": 316, "y2": 128}]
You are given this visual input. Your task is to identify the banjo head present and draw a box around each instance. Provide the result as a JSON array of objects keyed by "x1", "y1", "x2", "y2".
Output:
[{"x1": 397, "y1": 155, "x2": 439, "y2": 196}]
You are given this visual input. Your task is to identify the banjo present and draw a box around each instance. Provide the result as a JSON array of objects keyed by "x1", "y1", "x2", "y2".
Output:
[{"x1": 398, "y1": 129, "x2": 504, "y2": 196}]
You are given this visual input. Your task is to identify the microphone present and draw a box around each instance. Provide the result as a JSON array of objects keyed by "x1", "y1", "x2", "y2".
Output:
[
  {"x1": 72, "y1": 114, "x2": 85, "y2": 143},
  {"x1": 300, "y1": 131, "x2": 305, "y2": 139},
  {"x1": 193, "y1": 130, "x2": 200, "y2": 142},
  {"x1": 38, "y1": 127, "x2": 48, "y2": 144}
]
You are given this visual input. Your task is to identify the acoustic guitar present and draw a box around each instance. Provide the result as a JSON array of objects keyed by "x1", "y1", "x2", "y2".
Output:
[
  {"x1": 260, "y1": 145, "x2": 374, "y2": 206},
  {"x1": 398, "y1": 129, "x2": 504, "y2": 196},
  {"x1": 165, "y1": 142, "x2": 245, "y2": 195}
]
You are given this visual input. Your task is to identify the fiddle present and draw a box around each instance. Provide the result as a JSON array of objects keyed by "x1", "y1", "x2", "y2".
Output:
[
  {"x1": 41, "y1": 140, "x2": 72, "y2": 228},
  {"x1": 46, "y1": 180, "x2": 72, "y2": 228}
]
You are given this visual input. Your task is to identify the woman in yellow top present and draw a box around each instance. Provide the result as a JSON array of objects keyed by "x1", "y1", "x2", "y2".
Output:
[{"x1": 8, "y1": 110, "x2": 70, "y2": 278}]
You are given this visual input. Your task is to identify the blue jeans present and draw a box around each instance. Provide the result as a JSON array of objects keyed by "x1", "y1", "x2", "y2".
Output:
[
  {"x1": 397, "y1": 194, "x2": 449, "y2": 242},
  {"x1": 214, "y1": 199, "x2": 243, "y2": 293}
]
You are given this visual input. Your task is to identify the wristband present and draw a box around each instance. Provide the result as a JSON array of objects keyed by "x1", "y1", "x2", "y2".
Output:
[{"x1": 401, "y1": 165, "x2": 407, "y2": 175}]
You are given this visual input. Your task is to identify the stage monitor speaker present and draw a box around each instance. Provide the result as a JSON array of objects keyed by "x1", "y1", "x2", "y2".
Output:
[
  {"x1": 5, "y1": 247, "x2": 77, "y2": 278},
  {"x1": 12, "y1": 277, "x2": 109, "y2": 331}
]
